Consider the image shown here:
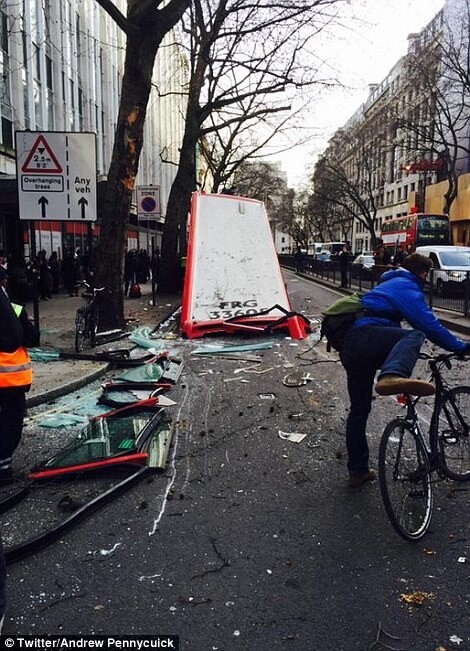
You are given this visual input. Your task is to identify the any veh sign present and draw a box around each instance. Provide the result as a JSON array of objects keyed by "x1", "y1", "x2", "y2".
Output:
[{"x1": 15, "y1": 131, "x2": 97, "y2": 222}]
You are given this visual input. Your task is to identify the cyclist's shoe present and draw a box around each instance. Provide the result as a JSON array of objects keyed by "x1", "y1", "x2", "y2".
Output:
[
  {"x1": 348, "y1": 469, "x2": 377, "y2": 489},
  {"x1": 375, "y1": 375, "x2": 435, "y2": 396}
]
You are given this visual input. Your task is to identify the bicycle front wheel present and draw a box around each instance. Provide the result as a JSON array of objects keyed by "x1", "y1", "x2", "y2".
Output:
[
  {"x1": 75, "y1": 307, "x2": 86, "y2": 353},
  {"x1": 88, "y1": 305, "x2": 98, "y2": 348},
  {"x1": 438, "y1": 386, "x2": 470, "y2": 481},
  {"x1": 378, "y1": 419, "x2": 433, "y2": 542}
]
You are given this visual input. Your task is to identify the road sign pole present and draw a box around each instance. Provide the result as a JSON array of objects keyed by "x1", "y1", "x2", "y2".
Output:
[
  {"x1": 29, "y1": 220, "x2": 40, "y2": 339},
  {"x1": 87, "y1": 223, "x2": 93, "y2": 280},
  {"x1": 151, "y1": 236, "x2": 156, "y2": 306}
]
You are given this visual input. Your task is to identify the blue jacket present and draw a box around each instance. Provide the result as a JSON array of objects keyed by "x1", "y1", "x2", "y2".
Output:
[{"x1": 354, "y1": 268, "x2": 467, "y2": 353}]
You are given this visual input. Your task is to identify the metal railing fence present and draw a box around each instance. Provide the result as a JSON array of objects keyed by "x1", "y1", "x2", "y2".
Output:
[{"x1": 280, "y1": 254, "x2": 470, "y2": 318}]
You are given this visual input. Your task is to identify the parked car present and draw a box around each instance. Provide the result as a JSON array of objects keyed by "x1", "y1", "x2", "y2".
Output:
[
  {"x1": 315, "y1": 250, "x2": 331, "y2": 263},
  {"x1": 351, "y1": 253, "x2": 375, "y2": 279},
  {"x1": 416, "y1": 245, "x2": 470, "y2": 296}
]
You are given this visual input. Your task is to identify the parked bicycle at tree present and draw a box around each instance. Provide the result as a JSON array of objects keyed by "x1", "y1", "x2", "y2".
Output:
[
  {"x1": 378, "y1": 351, "x2": 470, "y2": 541},
  {"x1": 74, "y1": 281, "x2": 108, "y2": 352}
]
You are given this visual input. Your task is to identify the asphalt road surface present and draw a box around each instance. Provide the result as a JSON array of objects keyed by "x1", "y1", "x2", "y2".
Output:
[{"x1": 4, "y1": 270, "x2": 470, "y2": 650}]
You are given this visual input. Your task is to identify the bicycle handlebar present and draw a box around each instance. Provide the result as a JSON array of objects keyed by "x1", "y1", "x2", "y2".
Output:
[
  {"x1": 77, "y1": 281, "x2": 108, "y2": 295},
  {"x1": 418, "y1": 351, "x2": 469, "y2": 364}
]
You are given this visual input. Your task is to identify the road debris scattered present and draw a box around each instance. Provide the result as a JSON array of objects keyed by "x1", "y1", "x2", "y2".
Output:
[
  {"x1": 282, "y1": 370, "x2": 313, "y2": 386},
  {"x1": 278, "y1": 430, "x2": 307, "y2": 444},
  {"x1": 399, "y1": 591, "x2": 436, "y2": 605}
]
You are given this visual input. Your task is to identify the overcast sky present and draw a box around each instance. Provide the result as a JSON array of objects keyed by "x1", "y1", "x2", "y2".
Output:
[{"x1": 280, "y1": 0, "x2": 445, "y2": 187}]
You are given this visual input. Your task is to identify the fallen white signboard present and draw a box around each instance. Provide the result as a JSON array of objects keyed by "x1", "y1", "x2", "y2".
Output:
[{"x1": 181, "y1": 192, "x2": 310, "y2": 339}]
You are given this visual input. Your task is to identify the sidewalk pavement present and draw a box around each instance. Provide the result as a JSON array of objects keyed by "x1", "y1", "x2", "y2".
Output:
[{"x1": 24, "y1": 285, "x2": 181, "y2": 407}]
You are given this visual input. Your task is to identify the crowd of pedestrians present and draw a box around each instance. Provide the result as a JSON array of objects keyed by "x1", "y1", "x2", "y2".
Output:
[
  {"x1": 124, "y1": 248, "x2": 152, "y2": 296},
  {"x1": 0, "y1": 245, "x2": 157, "y2": 303}
]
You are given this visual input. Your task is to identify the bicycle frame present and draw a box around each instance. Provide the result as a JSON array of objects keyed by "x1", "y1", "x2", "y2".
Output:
[
  {"x1": 75, "y1": 282, "x2": 106, "y2": 352},
  {"x1": 379, "y1": 351, "x2": 470, "y2": 541},
  {"x1": 396, "y1": 355, "x2": 463, "y2": 475}
]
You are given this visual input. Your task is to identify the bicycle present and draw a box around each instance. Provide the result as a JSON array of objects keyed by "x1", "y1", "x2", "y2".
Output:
[
  {"x1": 74, "y1": 281, "x2": 108, "y2": 352},
  {"x1": 378, "y1": 351, "x2": 470, "y2": 541}
]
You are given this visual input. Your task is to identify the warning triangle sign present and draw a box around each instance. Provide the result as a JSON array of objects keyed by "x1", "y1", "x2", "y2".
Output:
[{"x1": 22, "y1": 135, "x2": 62, "y2": 174}]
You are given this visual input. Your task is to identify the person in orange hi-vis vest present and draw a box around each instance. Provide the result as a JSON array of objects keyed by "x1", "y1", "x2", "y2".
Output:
[
  {"x1": 0, "y1": 267, "x2": 39, "y2": 485},
  {"x1": 0, "y1": 265, "x2": 34, "y2": 634},
  {"x1": 0, "y1": 265, "x2": 39, "y2": 629}
]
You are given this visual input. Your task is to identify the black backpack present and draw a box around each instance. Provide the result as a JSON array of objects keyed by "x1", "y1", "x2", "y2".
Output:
[{"x1": 320, "y1": 293, "x2": 365, "y2": 352}]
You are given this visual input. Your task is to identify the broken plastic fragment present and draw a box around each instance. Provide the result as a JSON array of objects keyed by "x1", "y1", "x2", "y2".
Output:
[
  {"x1": 193, "y1": 342, "x2": 273, "y2": 354},
  {"x1": 129, "y1": 327, "x2": 166, "y2": 350},
  {"x1": 278, "y1": 430, "x2": 307, "y2": 444},
  {"x1": 117, "y1": 364, "x2": 164, "y2": 382},
  {"x1": 39, "y1": 413, "x2": 89, "y2": 428},
  {"x1": 28, "y1": 348, "x2": 61, "y2": 362},
  {"x1": 99, "y1": 543, "x2": 122, "y2": 556},
  {"x1": 282, "y1": 371, "x2": 312, "y2": 387},
  {"x1": 450, "y1": 635, "x2": 463, "y2": 645}
]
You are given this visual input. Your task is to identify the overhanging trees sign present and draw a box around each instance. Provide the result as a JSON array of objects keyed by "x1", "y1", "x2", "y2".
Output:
[{"x1": 15, "y1": 131, "x2": 97, "y2": 221}]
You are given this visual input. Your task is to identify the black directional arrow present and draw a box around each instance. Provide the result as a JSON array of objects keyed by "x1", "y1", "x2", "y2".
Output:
[
  {"x1": 78, "y1": 197, "x2": 88, "y2": 219},
  {"x1": 38, "y1": 196, "x2": 48, "y2": 218}
]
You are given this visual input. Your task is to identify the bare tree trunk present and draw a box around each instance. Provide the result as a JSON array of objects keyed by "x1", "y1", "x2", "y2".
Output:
[
  {"x1": 93, "y1": 0, "x2": 190, "y2": 329},
  {"x1": 443, "y1": 169, "x2": 458, "y2": 215},
  {"x1": 95, "y1": 34, "x2": 155, "y2": 328},
  {"x1": 158, "y1": 21, "x2": 210, "y2": 294},
  {"x1": 158, "y1": 132, "x2": 198, "y2": 293}
]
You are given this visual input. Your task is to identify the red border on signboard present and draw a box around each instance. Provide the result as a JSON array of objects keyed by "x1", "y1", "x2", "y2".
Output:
[
  {"x1": 22, "y1": 135, "x2": 63, "y2": 174},
  {"x1": 181, "y1": 192, "x2": 310, "y2": 340}
]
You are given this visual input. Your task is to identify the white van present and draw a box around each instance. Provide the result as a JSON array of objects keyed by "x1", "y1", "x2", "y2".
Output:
[
  {"x1": 415, "y1": 245, "x2": 470, "y2": 296},
  {"x1": 309, "y1": 242, "x2": 324, "y2": 256}
]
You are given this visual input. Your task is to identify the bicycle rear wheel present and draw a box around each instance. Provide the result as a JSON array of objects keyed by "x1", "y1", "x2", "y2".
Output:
[
  {"x1": 75, "y1": 307, "x2": 86, "y2": 353},
  {"x1": 437, "y1": 386, "x2": 470, "y2": 481},
  {"x1": 378, "y1": 419, "x2": 433, "y2": 541}
]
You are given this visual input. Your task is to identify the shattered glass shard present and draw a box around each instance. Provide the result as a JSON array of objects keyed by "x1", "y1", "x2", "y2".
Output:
[{"x1": 30, "y1": 405, "x2": 171, "y2": 475}]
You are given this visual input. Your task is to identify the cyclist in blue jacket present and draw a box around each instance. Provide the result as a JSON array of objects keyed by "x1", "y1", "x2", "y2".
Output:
[{"x1": 340, "y1": 253, "x2": 470, "y2": 489}]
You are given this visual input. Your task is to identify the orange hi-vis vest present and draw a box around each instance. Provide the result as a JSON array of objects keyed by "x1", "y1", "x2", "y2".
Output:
[{"x1": 0, "y1": 302, "x2": 33, "y2": 388}]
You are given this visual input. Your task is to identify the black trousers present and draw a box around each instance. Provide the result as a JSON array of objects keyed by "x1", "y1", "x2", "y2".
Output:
[
  {"x1": 340, "y1": 326, "x2": 425, "y2": 475},
  {"x1": 0, "y1": 387, "x2": 26, "y2": 468}
]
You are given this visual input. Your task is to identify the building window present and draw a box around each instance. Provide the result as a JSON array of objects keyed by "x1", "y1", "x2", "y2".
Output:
[
  {"x1": 1, "y1": 116, "x2": 12, "y2": 148},
  {"x1": 33, "y1": 43, "x2": 40, "y2": 80},
  {"x1": 0, "y1": 10, "x2": 12, "y2": 148}
]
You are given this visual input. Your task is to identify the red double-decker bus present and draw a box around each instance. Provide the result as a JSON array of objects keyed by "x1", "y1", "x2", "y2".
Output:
[{"x1": 380, "y1": 213, "x2": 451, "y2": 253}]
